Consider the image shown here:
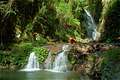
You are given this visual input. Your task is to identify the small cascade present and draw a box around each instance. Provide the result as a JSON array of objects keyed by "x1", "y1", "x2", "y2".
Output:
[
  {"x1": 20, "y1": 52, "x2": 40, "y2": 71},
  {"x1": 52, "y1": 44, "x2": 71, "y2": 72},
  {"x1": 53, "y1": 51, "x2": 68, "y2": 72},
  {"x1": 84, "y1": 9, "x2": 100, "y2": 41}
]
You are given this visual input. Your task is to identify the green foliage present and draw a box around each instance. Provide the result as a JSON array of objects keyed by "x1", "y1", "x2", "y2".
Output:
[
  {"x1": 0, "y1": 0, "x2": 89, "y2": 43},
  {"x1": 56, "y1": 1, "x2": 72, "y2": 15},
  {"x1": 0, "y1": 43, "x2": 33, "y2": 70},
  {"x1": 100, "y1": 48, "x2": 120, "y2": 80},
  {"x1": 55, "y1": 0, "x2": 80, "y2": 27},
  {"x1": 68, "y1": 54, "x2": 76, "y2": 65},
  {"x1": 0, "y1": 42, "x2": 49, "y2": 70},
  {"x1": 74, "y1": 30, "x2": 81, "y2": 42},
  {"x1": 25, "y1": 23, "x2": 33, "y2": 32},
  {"x1": 72, "y1": 0, "x2": 86, "y2": 17},
  {"x1": 101, "y1": 48, "x2": 120, "y2": 64},
  {"x1": 32, "y1": 2, "x2": 58, "y2": 38},
  {"x1": 32, "y1": 47, "x2": 48, "y2": 63},
  {"x1": 55, "y1": 29, "x2": 68, "y2": 41},
  {"x1": 33, "y1": 34, "x2": 48, "y2": 46},
  {"x1": 0, "y1": 51, "x2": 9, "y2": 65},
  {"x1": 68, "y1": 18, "x2": 80, "y2": 26},
  {"x1": 13, "y1": 43, "x2": 33, "y2": 55},
  {"x1": 11, "y1": 43, "x2": 33, "y2": 68},
  {"x1": 0, "y1": 42, "x2": 33, "y2": 70},
  {"x1": 55, "y1": 27, "x2": 81, "y2": 42}
]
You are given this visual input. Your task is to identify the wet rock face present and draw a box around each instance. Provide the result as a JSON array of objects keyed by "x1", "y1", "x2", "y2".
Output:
[
  {"x1": 67, "y1": 43, "x2": 116, "y2": 76},
  {"x1": 62, "y1": 44, "x2": 72, "y2": 52},
  {"x1": 43, "y1": 43, "x2": 117, "y2": 76},
  {"x1": 42, "y1": 43, "x2": 120, "y2": 79},
  {"x1": 43, "y1": 43, "x2": 63, "y2": 53},
  {"x1": 70, "y1": 43, "x2": 114, "y2": 55}
]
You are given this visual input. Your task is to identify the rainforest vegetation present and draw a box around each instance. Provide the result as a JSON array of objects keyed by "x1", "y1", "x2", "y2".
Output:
[{"x1": 0, "y1": 0, "x2": 120, "y2": 80}]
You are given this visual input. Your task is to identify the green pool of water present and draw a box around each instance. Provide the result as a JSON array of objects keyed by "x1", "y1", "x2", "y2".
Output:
[{"x1": 0, "y1": 70, "x2": 81, "y2": 80}]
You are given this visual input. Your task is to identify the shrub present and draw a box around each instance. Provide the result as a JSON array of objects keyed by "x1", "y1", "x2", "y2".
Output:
[
  {"x1": 32, "y1": 47, "x2": 48, "y2": 63},
  {"x1": 11, "y1": 42, "x2": 33, "y2": 69},
  {"x1": 33, "y1": 34, "x2": 48, "y2": 46},
  {"x1": 100, "y1": 48, "x2": 120, "y2": 80}
]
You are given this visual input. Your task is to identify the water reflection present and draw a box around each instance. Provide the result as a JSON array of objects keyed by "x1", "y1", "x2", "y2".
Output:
[
  {"x1": 25, "y1": 70, "x2": 80, "y2": 80},
  {"x1": 0, "y1": 70, "x2": 80, "y2": 80}
]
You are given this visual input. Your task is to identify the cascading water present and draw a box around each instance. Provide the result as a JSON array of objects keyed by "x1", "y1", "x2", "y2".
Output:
[
  {"x1": 52, "y1": 44, "x2": 71, "y2": 72},
  {"x1": 53, "y1": 51, "x2": 68, "y2": 72},
  {"x1": 20, "y1": 52, "x2": 40, "y2": 71},
  {"x1": 84, "y1": 9, "x2": 100, "y2": 41}
]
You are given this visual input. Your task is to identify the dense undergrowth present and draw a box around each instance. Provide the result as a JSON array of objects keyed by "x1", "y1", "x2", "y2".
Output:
[
  {"x1": 100, "y1": 48, "x2": 120, "y2": 80},
  {"x1": 0, "y1": 0, "x2": 120, "y2": 48},
  {"x1": 88, "y1": 48, "x2": 120, "y2": 80}
]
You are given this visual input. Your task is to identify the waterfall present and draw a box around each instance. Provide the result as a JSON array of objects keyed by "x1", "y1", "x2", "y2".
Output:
[
  {"x1": 20, "y1": 52, "x2": 40, "y2": 71},
  {"x1": 52, "y1": 44, "x2": 71, "y2": 72},
  {"x1": 52, "y1": 51, "x2": 68, "y2": 72},
  {"x1": 84, "y1": 9, "x2": 100, "y2": 41}
]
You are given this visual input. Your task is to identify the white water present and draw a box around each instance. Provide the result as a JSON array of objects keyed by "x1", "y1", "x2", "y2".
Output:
[
  {"x1": 52, "y1": 44, "x2": 70, "y2": 72},
  {"x1": 52, "y1": 51, "x2": 68, "y2": 72},
  {"x1": 84, "y1": 9, "x2": 100, "y2": 41},
  {"x1": 20, "y1": 52, "x2": 40, "y2": 71}
]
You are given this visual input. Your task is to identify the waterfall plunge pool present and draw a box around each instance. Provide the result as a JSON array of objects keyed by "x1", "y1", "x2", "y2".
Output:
[{"x1": 0, "y1": 70, "x2": 81, "y2": 80}]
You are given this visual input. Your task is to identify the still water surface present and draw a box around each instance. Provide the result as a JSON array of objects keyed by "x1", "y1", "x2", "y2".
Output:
[{"x1": 0, "y1": 70, "x2": 81, "y2": 80}]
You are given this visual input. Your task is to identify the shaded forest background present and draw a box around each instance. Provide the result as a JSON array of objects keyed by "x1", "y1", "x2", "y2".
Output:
[{"x1": 0, "y1": 0, "x2": 120, "y2": 49}]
